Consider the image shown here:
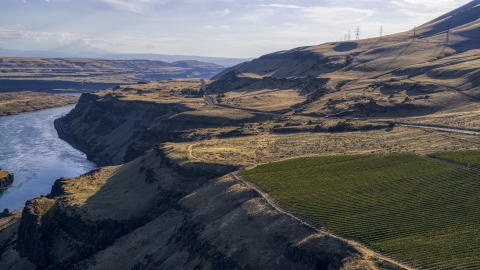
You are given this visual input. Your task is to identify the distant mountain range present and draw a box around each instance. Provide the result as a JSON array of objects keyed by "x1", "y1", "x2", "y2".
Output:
[
  {"x1": 0, "y1": 57, "x2": 228, "y2": 92},
  {"x1": 0, "y1": 47, "x2": 251, "y2": 67}
]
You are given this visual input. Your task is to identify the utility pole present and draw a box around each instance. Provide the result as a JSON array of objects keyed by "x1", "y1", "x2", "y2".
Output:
[
  {"x1": 380, "y1": 26, "x2": 383, "y2": 39},
  {"x1": 344, "y1": 34, "x2": 347, "y2": 41},
  {"x1": 348, "y1": 30, "x2": 351, "y2": 41},
  {"x1": 413, "y1": 26, "x2": 416, "y2": 39},
  {"x1": 355, "y1": 27, "x2": 360, "y2": 40},
  {"x1": 446, "y1": 24, "x2": 451, "y2": 45}
]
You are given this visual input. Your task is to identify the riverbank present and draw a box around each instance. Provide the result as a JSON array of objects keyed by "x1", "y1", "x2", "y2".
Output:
[
  {"x1": 0, "y1": 170, "x2": 13, "y2": 189},
  {"x1": 54, "y1": 118, "x2": 109, "y2": 167},
  {"x1": 0, "y1": 91, "x2": 78, "y2": 116},
  {"x1": 0, "y1": 104, "x2": 96, "y2": 211}
]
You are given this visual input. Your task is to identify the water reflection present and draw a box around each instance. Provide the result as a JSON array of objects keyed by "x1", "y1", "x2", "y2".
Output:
[{"x1": 0, "y1": 104, "x2": 96, "y2": 211}]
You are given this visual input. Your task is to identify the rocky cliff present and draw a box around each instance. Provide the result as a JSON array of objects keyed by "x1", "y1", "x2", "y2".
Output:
[
  {"x1": 0, "y1": 171, "x2": 14, "y2": 188},
  {"x1": 57, "y1": 92, "x2": 179, "y2": 165},
  {"x1": 57, "y1": 81, "x2": 267, "y2": 166}
]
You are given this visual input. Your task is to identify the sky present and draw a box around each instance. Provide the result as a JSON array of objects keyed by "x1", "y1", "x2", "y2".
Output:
[{"x1": 0, "y1": 0, "x2": 472, "y2": 58}]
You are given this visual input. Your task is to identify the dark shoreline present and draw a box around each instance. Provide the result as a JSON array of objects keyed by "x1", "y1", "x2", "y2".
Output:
[
  {"x1": 0, "y1": 80, "x2": 118, "y2": 93},
  {"x1": 54, "y1": 118, "x2": 110, "y2": 167},
  {"x1": 0, "y1": 171, "x2": 14, "y2": 189}
]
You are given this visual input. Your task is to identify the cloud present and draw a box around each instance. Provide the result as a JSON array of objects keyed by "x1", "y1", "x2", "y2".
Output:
[
  {"x1": 101, "y1": 0, "x2": 146, "y2": 14},
  {"x1": 244, "y1": 3, "x2": 375, "y2": 24},
  {"x1": 300, "y1": 6, "x2": 376, "y2": 24},
  {"x1": 100, "y1": 0, "x2": 173, "y2": 14},
  {"x1": 256, "y1": 4, "x2": 302, "y2": 9},
  {"x1": 391, "y1": 0, "x2": 471, "y2": 16},
  {"x1": 0, "y1": 27, "x2": 75, "y2": 44},
  {"x1": 0, "y1": 0, "x2": 472, "y2": 57},
  {"x1": 210, "y1": 8, "x2": 230, "y2": 17}
]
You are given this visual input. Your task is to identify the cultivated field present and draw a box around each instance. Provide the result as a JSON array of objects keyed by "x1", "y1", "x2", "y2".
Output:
[
  {"x1": 241, "y1": 153, "x2": 480, "y2": 269},
  {"x1": 430, "y1": 150, "x2": 480, "y2": 168}
]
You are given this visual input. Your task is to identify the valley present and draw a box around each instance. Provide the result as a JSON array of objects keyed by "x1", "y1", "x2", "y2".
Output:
[
  {"x1": 1, "y1": 74, "x2": 479, "y2": 268},
  {"x1": 2, "y1": 1, "x2": 480, "y2": 269}
]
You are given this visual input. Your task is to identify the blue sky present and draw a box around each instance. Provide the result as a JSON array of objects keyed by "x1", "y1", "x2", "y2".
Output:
[{"x1": 0, "y1": 0, "x2": 471, "y2": 58}]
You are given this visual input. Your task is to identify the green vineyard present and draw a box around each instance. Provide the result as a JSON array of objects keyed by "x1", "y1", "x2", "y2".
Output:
[
  {"x1": 240, "y1": 153, "x2": 480, "y2": 269},
  {"x1": 430, "y1": 150, "x2": 480, "y2": 168}
]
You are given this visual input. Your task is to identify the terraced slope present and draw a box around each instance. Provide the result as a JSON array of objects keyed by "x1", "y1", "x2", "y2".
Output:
[{"x1": 241, "y1": 153, "x2": 480, "y2": 269}]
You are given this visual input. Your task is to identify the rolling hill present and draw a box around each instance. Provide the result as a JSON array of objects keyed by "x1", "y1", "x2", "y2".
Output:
[{"x1": 210, "y1": 0, "x2": 480, "y2": 127}]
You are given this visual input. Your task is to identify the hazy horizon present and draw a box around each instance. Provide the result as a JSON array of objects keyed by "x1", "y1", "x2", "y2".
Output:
[{"x1": 0, "y1": 0, "x2": 471, "y2": 58}]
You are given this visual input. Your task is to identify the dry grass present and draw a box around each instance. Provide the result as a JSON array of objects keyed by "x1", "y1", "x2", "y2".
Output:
[
  {"x1": 219, "y1": 89, "x2": 306, "y2": 112},
  {"x1": 99, "y1": 79, "x2": 210, "y2": 108},
  {"x1": 0, "y1": 171, "x2": 9, "y2": 179},
  {"x1": 390, "y1": 109, "x2": 480, "y2": 130},
  {"x1": 58, "y1": 167, "x2": 119, "y2": 207},
  {"x1": 164, "y1": 125, "x2": 480, "y2": 170},
  {"x1": 0, "y1": 91, "x2": 78, "y2": 116}
]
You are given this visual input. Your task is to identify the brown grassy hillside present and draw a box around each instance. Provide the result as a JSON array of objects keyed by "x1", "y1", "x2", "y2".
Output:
[
  {"x1": 0, "y1": 92, "x2": 78, "y2": 116},
  {"x1": 210, "y1": 1, "x2": 480, "y2": 128}
]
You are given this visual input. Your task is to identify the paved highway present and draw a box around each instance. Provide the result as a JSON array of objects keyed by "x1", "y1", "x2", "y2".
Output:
[
  {"x1": 398, "y1": 123, "x2": 479, "y2": 136},
  {"x1": 201, "y1": 79, "x2": 215, "y2": 106}
]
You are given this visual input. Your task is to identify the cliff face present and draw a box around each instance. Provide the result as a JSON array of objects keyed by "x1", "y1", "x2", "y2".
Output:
[
  {"x1": 58, "y1": 93, "x2": 184, "y2": 165},
  {"x1": 0, "y1": 171, "x2": 14, "y2": 188},
  {"x1": 58, "y1": 87, "x2": 265, "y2": 166},
  {"x1": 6, "y1": 149, "x2": 404, "y2": 270}
]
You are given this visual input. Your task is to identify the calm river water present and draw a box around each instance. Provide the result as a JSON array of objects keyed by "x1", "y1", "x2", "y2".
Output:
[{"x1": 0, "y1": 104, "x2": 96, "y2": 211}]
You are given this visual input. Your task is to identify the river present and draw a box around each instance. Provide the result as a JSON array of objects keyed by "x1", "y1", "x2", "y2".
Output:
[{"x1": 0, "y1": 103, "x2": 96, "y2": 211}]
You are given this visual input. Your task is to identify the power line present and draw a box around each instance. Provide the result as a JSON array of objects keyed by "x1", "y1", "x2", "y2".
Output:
[
  {"x1": 355, "y1": 27, "x2": 360, "y2": 40},
  {"x1": 380, "y1": 26, "x2": 383, "y2": 39},
  {"x1": 348, "y1": 30, "x2": 351, "y2": 41},
  {"x1": 446, "y1": 24, "x2": 451, "y2": 45}
]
